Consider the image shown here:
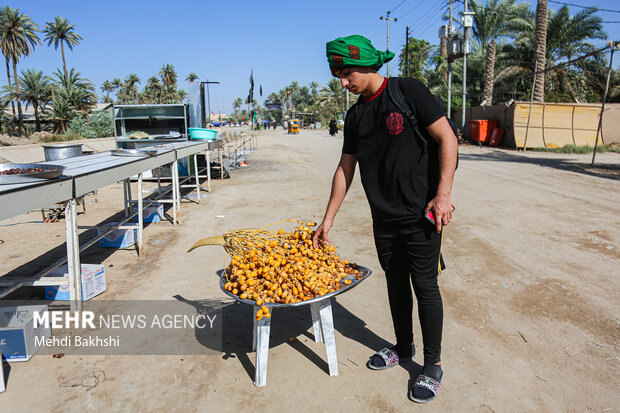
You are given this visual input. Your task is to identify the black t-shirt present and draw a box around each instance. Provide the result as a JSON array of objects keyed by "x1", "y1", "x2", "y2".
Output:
[{"x1": 343, "y1": 77, "x2": 445, "y2": 223}]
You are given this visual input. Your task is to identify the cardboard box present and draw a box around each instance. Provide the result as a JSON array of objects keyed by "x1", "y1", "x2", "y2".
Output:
[
  {"x1": 0, "y1": 305, "x2": 51, "y2": 362},
  {"x1": 98, "y1": 222, "x2": 137, "y2": 248},
  {"x1": 44, "y1": 264, "x2": 106, "y2": 301},
  {"x1": 133, "y1": 203, "x2": 164, "y2": 223}
]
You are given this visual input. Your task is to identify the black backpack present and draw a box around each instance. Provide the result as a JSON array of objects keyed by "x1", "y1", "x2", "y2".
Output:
[{"x1": 387, "y1": 77, "x2": 459, "y2": 166}]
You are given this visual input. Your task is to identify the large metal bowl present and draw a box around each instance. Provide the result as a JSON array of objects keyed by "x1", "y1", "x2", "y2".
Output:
[
  {"x1": 0, "y1": 163, "x2": 65, "y2": 184},
  {"x1": 217, "y1": 264, "x2": 372, "y2": 308},
  {"x1": 42, "y1": 143, "x2": 83, "y2": 161}
]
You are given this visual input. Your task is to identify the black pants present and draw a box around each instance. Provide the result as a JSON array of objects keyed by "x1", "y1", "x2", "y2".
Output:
[{"x1": 373, "y1": 219, "x2": 443, "y2": 364}]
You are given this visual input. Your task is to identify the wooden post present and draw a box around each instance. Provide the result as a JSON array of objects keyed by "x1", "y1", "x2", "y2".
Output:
[
  {"x1": 523, "y1": 59, "x2": 538, "y2": 152},
  {"x1": 591, "y1": 41, "x2": 617, "y2": 166}
]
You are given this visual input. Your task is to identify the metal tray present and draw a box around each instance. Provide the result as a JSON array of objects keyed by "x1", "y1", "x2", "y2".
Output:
[
  {"x1": 111, "y1": 149, "x2": 159, "y2": 157},
  {"x1": 0, "y1": 163, "x2": 65, "y2": 184},
  {"x1": 217, "y1": 264, "x2": 372, "y2": 308}
]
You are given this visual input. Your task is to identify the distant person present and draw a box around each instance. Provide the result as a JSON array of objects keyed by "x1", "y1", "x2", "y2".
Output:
[
  {"x1": 313, "y1": 34, "x2": 457, "y2": 404},
  {"x1": 329, "y1": 118, "x2": 338, "y2": 136}
]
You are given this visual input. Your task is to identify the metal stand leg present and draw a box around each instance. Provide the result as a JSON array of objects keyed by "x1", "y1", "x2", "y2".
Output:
[
  {"x1": 0, "y1": 351, "x2": 5, "y2": 393},
  {"x1": 193, "y1": 153, "x2": 201, "y2": 204},
  {"x1": 65, "y1": 199, "x2": 83, "y2": 312},
  {"x1": 219, "y1": 148, "x2": 223, "y2": 180},
  {"x1": 174, "y1": 160, "x2": 181, "y2": 224},
  {"x1": 310, "y1": 303, "x2": 324, "y2": 343},
  {"x1": 137, "y1": 173, "x2": 144, "y2": 257},
  {"x1": 156, "y1": 167, "x2": 162, "y2": 194},
  {"x1": 171, "y1": 162, "x2": 178, "y2": 226},
  {"x1": 318, "y1": 299, "x2": 338, "y2": 376},
  {"x1": 252, "y1": 312, "x2": 257, "y2": 352},
  {"x1": 254, "y1": 306, "x2": 271, "y2": 387},
  {"x1": 126, "y1": 179, "x2": 133, "y2": 217},
  {"x1": 206, "y1": 149, "x2": 212, "y2": 193},
  {"x1": 123, "y1": 179, "x2": 129, "y2": 217}
]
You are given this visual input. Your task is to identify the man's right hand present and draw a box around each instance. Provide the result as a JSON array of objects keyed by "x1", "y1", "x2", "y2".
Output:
[{"x1": 312, "y1": 219, "x2": 333, "y2": 248}]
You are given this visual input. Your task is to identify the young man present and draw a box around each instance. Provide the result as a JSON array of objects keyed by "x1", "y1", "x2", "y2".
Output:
[{"x1": 312, "y1": 35, "x2": 458, "y2": 404}]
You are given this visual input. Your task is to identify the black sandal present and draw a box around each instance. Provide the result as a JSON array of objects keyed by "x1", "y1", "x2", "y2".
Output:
[{"x1": 408, "y1": 371, "x2": 444, "y2": 403}]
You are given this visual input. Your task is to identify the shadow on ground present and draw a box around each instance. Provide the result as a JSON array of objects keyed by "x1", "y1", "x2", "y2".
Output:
[
  {"x1": 460, "y1": 149, "x2": 620, "y2": 181},
  {"x1": 175, "y1": 292, "x2": 393, "y2": 382}
]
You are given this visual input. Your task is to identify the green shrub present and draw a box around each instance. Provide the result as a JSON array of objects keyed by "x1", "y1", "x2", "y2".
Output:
[
  {"x1": 88, "y1": 111, "x2": 114, "y2": 138},
  {"x1": 65, "y1": 111, "x2": 114, "y2": 139},
  {"x1": 66, "y1": 116, "x2": 96, "y2": 139}
]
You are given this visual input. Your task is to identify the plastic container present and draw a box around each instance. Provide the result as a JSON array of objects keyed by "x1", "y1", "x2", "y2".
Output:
[
  {"x1": 489, "y1": 128, "x2": 504, "y2": 146},
  {"x1": 188, "y1": 128, "x2": 217, "y2": 140},
  {"x1": 468, "y1": 120, "x2": 499, "y2": 144}
]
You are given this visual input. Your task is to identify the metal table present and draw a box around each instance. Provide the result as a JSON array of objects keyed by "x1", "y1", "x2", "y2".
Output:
[{"x1": 0, "y1": 141, "x2": 212, "y2": 311}]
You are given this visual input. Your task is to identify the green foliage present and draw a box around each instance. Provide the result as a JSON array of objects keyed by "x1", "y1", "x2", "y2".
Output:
[
  {"x1": 530, "y1": 144, "x2": 620, "y2": 154},
  {"x1": 66, "y1": 116, "x2": 95, "y2": 139},
  {"x1": 66, "y1": 111, "x2": 113, "y2": 139},
  {"x1": 398, "y1": 38, "x2": 432, "y2": 81},
  {"x1": 88, "y1": 111, "x2": 113, "y2": 137},
  {"x1": 396, "y1": 2, "x2": 613, "y2": 107}
]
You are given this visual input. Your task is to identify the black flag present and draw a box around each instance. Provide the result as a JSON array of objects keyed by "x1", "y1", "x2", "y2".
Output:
[
  {"x1": 247, "y1": 70, "x2": 254, "y2": 104},
  {"x1": 260, "y1": 85, "x2": 263, "y2": 97}
]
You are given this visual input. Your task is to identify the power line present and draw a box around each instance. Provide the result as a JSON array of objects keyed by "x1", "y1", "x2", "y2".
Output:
[
  {"x1": 415, "y1": 6, "x2": 449, "y2": 38},
  {"x1": 391, "y1": 0, "x2": 409, "y2": 13},
  {"x1": 548, "y1": 0, "x2": 620, "y2": 13},
  {"x1": 411, "y1": 4, "x2": 448, "y2": 38},
  {"x1": 410, "y1": 3, "x2": 446, "y2": 37},
  {"x1": 397, "y1": 1, "x2": 424, "y2": 19}
]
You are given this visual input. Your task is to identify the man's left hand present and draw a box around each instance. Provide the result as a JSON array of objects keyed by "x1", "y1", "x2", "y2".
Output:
[{"x1": 425, "y1": 196, "x2": 453, "y2": 233}]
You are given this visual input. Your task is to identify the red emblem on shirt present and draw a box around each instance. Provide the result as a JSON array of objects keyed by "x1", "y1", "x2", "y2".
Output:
[{"x1": 386, "y1": 112, "x2": 404, "y2": 135}]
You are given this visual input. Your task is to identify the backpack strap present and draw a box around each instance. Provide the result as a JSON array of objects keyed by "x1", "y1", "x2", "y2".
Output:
[{"x1": 387, "y1": 77, "x2": 429, "y2": 154}]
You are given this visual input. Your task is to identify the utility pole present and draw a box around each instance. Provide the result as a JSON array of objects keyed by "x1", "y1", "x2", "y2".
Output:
[
  {"x1": 380, "y1": 11, "x2": 397, "y2": 77},
  {"x1": 447, "y1": 0, "x2": 453, "y2": 118},
  {"x1": 405, "y1": 26, "x2": 410, "y2": 77},
  {"x1": 462, "y1": 1, "x2": 475, "y2": 131}
]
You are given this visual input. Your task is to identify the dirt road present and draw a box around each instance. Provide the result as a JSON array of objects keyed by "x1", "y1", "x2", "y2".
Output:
[{"x1": 0, "y1": 129, "x2": 618, "y2": 412}]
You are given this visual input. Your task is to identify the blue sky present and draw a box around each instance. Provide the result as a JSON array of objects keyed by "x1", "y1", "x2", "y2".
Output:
[{"x1": 2, "y1": 0, "x2": 619, "y2": 113}]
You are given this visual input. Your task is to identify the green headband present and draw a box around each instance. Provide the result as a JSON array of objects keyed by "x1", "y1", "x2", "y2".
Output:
[{"x1": 326, "y1": 35, "x2": 394, "y2": 71}]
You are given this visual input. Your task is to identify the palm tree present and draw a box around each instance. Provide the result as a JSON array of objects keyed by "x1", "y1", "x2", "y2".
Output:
[
  {"x1": 0, "y1": 7, "x2": 39, "y2": 135},
  {"x1": 42, "y1": 17, "x2": 81, "y2": 82},
  {"x1": 318, "y1": 78, "x2": 345, "y2": 114},
  {"x1": 185, "y1": 72, "x2": 199, "y2": 82},
  {"x1": 309, "y1": 81, "x2": 319, "y2": 98},
  {"x1": 533, "y1": 0, "x2": 548, "y2": 102},
  {"x1": 470, "y1": 0, "x2": 530, "y2": 105},
  {"x1": 54, "y1": 68, "x2": 96, "y2": 113},
  {"x1": 159, "y1": 64, "x2": 177, "y2": 88},
  {"x1": 145, "y1": 76, "x2": 162, "y2": 103},
  {"x1": 177, "y1": 89, "x2": 187, "y2": 103},
  {"x1": 111, "y1": 77, "x2": 122, "y2": 102},
  {"x1": 51, "y1": 97, "x2": 72, "y2": 133},
  {"x1": 162, "y1": 85, "x2": 177, "y2": 103},
  {"x1": 0, "y1": 8, "x2": 15, "y2": 121},
  {"x1": 125, "y1": 73, "x2": 140, "y2": 104},
  {"x1": 100, "y1": 80, "x2": 113, "y2": 103},
  {"x1": 497, "y1": 4, "x2": 605, "y2": 103},
  {"x1": 17, "y1": 69, "x2": 52, "y2": 131},
  {"x1": 233, "y1": 97, "x2": 243, "y2": 112}
]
